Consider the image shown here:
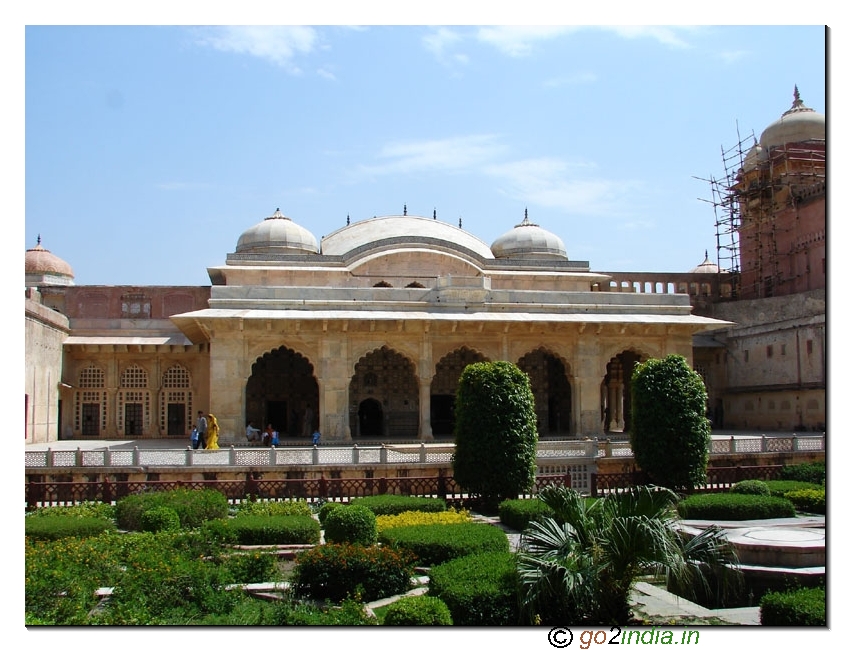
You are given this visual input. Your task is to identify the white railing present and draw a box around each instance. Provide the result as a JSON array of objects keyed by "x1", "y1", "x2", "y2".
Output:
[{"x1": 24, "y1": 435, "x2": 824, "y2": 470}]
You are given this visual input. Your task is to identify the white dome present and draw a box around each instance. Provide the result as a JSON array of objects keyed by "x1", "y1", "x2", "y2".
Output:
[
  {"x1": 25, "y1": 237, "x2": 75, "y2": 286},
  {"x1": 236, "y1": 209, "x2": 319, "y2": 255},
  {"x1": 759, "y1": 87, "x2": 825, "y2": 150},
  {"x1": 491, "y1": 211, "x2": 567, "y2": 260},
  {"x1": 742, "y1": 143, "x2": 768, "y2": 172},
  {"x1": 689, "y1": 251, "x2": 722, "y2": 274}
]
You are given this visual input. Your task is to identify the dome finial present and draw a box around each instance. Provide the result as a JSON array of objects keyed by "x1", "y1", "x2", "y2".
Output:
[
  {"x1": 347, "y1": 214, "x2": 350, "y2": 225},
  {"x1": 403, "y1": 203, "x2": 407, "y2": 216},
  {"x1": 793, "y1": 84, "x2": 802, "y2": 108},
  {"x1": 433, "y1": 208, "x2": 437, "y2": 219},
  {"x1": 458, "y1": 217, "x2": 462, "y2": 229},
  {"x1": 37, "y1": 234, "x2": 41, "y2": 247}
]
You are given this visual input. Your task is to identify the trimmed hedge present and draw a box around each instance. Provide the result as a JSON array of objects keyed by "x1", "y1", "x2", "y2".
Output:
[
  {"x1": 323, "y1": 505, "x2": 378, "y2": 545},
  {"x1": 498, "y1": 498, "x2": 555, "y2": 532},
  {"x1": 317, "y1": 501, "x2": 343, "y2": 526},
  {"x1": 760, "y1": 587, "x2": 826, "y2": 626},
  {"x1": 292, "y1": 543, "x2": 416, "y2": 603},
  {"x1": 27, "y1": 502, "x2": 116, "y2": 521},
  {"x1": 677, "y1": 493, "x2": 796, "y2": 520},
  {"x1": 140, "y1": 506, "x2": 181, "y2": 533},
  {"x1": 765, "y1": 480, "x2": 823, "y2": 498},
  {"x1": 730, "y1": 480, "x2": 770, "y2": 496},
  {"x1": 204, "y1": 515, "x2": 321, "y2": 545},
  {"x1": 383, "y1": 595, "x2": 453, "y2": 625},
  {"x1": 115, "y1": 488, "x2": 229, "y2": 531},
  {"x1": 784, "y1": 488, "x2": 826, "y2": 515},
  {"x1": 427, "y1": 551, "x2": 520, "y2": 625},
  {"x1": 25, "y1": 515, "x2": 117, "y2": 541},
  {"x1": 378, "y1": 522, "x2": 510, "y2": 566},
  {"x1": 349, "y1": 495, "x2": 447, "y2": 516},
  {"x1": 235, "y1": 499, "x2": 312, "y2": 517}
]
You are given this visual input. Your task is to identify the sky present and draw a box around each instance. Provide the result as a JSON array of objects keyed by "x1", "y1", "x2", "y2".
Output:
[{"x1": 15, "y1": 13, "x2": 829, "y2": 287}]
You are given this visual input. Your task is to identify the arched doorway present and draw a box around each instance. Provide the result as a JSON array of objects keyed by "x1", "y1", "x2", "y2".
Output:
[
  {"x1": 431, "y1": 347, "x2": 488, "y2": 437},
  {"x1": 358, "y1": 398, "x2": 383, "y2": 437},
  {"x1": 517, "y1": 348, "x2": 572, "y2": 436},
  {"x1": 601, "y1": 350, "x2": 643, "y2": 434},
  {"x1": 245, "y1": 347, "x2": 319, "y2": 439},
  {"x1": 349, "y1": 346, "x2": 419, "y2": 438}
]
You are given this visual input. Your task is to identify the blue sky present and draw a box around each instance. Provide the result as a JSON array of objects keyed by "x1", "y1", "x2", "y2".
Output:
[{"x1": 17, "y1": 16, "x2": 829, "y2": 286}]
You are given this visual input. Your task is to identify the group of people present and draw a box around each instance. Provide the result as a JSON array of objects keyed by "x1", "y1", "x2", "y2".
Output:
[
  {"x1": 192, "y1": 409, "x2": 321, "y2": 448},
  {"x1": 245, "y1": 421, "x2": 280, "y2": 447},
  {"x1": 190, "y1": 411, "x2": 220, "y2": 450}
]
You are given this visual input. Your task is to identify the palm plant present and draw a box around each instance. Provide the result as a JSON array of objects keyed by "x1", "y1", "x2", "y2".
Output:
[{"x1": 516, "y1": 485, "x2": 741, "y2": 625}]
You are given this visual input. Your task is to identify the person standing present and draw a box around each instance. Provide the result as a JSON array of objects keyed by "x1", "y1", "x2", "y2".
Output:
[
  {"x1": 190, "y1": 426, "x2": 200, "y2": 450},
  {"x1": 206, "y1": 414, "x2": 220, "y2": 450},
  {"x1": 195, "y1": 411, "x2": 208, "y2": 449}
]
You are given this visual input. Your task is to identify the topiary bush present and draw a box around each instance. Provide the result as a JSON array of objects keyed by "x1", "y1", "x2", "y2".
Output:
[
  {"x1": 116, "y1": 488, "x2": 229, "y2": 531},
  {"x1": 452, "y1": 361, "x2": 538, "y2": 513},
  {"x1": 140, "y1": 506, "x2": 181, "y2": 533},
  {"x1": 784, "y1": 488, "x2": 826, "y2": 515},
  {"x1": 780, "y1": 461, "x2": 825, "y2": 486},
  {"x1": 204, "y1": 515, "x2": 321, "y2": 545},
  {"x1": 630, "y1": 354, "x2": 711, "y2": 491},
  {"x1": 349, "y1": 495, "x2": 447, "y2": 516},
  {"x1": 317, "y1": 501, "x2": 343, "y2": 525},
  {"x1": 760, "y1": 586, "x2": 825, "y2": 626},
  {"x1": 292, "y1": 543, "x2": 416, "y2": 603},
  {"x1": 677, "y1": 493, "x2": 796, "y2": 520},
  {"x1": 427, "y1": 551, "x2": 520, "y2": 625},
  {"x1": 323, "y1": 505, "x2": 378, "y2": 545},
  {"x1": 730, "y1": 480, "x2": 770, "y2": 496},
  {"x1": 379, "y1": 522, "x2": 510, "y2": 566},
  {"x1": 25, "y1": 515, "x2": 117, "y2": 541},
  {"x1": 382, "y1": 595, "x2": 453, "y2": 625},
  {"x1": 498, "y1": 498, "x2": 555, "y2": 532}
]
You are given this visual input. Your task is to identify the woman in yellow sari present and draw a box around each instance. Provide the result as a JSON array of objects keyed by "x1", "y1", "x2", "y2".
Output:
[{"x1": 205, "y1": 413, "x2": 220, "y2": 450}]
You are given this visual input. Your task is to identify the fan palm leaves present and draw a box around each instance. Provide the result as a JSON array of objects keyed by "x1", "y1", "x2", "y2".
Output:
[{"x1": 516, "y1": 485, "x2": 741, "y2": 625}]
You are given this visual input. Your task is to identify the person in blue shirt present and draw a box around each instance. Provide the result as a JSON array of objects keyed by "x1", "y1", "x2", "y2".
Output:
[{"x1": 311, "y1": 430, "x2": 321, "y2": 445}]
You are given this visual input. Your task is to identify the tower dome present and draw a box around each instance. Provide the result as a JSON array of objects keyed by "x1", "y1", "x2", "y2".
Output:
[
  {"x1": 491, "y1": 210, "x2": 567, "y2": 260},
  {"x1": 25, "y1": 236, "x2": 75, "y2": 286},
  {"x1": 759, "y1": 86, "x2": 825, "y2": 150},
  {"x1": 235, "y1": 208, "x2": 319, "y2": 255}
]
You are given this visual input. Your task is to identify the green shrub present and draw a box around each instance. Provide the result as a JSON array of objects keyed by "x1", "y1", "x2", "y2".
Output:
[
  {"x1": 115, "y1": 488, "x2": 229, "y2": 531},
  {"x1": 323, "y1": 505, "x2": 378, "y2": 545},
  {"x1": 271, "y1": 597, "x2": 378, "y2": 626},
  {"x1": 784, "y1": 488, "x2": 826, "y2": 514},
  {"x1": 428, "y1": 551, "x2": 520, "y2": 625},
  {"x1": 765, "y1": 480, "x2": 823, "y2": 498},
  {"x1": 499, "y1": 498, "x2": 555, "y2": 531},
  {"x1": 318, "y1": 501, "x2": 343, "y2": 525},
  {"x1": 205, "y1": 515, "x2": 321, "y2": 545},
  {"x1": 27, "y1": 502, "x2": 116, "y2": 521},
  {"x1": 383, "y1": 595, "x2": 453, "y2": 625},
  {"x1": 730, "y1": 480, "x2": 770, "y2": 496},
  {"x1": 349, "y1": 495, "x2": 447, "y2": 516},
  {"x1": 292, "y1": 543, "x2": 415, "y2": 603},
  {"x1": 220, "y1": 550, "x2": 280, "y2": 585},
  {"x1": 25, "y1": 515, "x2": 117, "y2": 541},
  {"x1": 379, "y1": 522, "x2": 510, "y2": 566},
  {"x1": 140, "y1": 506, "x2": 181, "y2": 532},
  {"x1": 677, "y1": 493, "x2": 796, "y2": 520},
  {"x1": 236, "y1": 499, "x2": 312, "y2": 517},
  {"x1": 780, "y1": 461, "x2": 825, "y2": 485},
  {"x1": 760, "y1": 586, "x2": 825, "y2": 626}
]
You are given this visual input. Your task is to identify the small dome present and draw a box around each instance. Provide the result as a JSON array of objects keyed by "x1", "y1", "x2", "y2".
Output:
[
  {"x1": 236, "y1": 208, "x2": 319, "y2": 255},
  {"x1": 759, "y1": 86, "x2": 825, "y2": 150},
  {"x1": 25, "y1": 236, "x2": 74, "y2": 286},
  {"x1": 491, "y1": 210, "x2": 567, "y2": 260},
  {"x1": 689, "y1": 250, "x2": 721, "y2": 274},
  {"x1": 742, "y1": 142, "x2": 768, "y2": 172}
]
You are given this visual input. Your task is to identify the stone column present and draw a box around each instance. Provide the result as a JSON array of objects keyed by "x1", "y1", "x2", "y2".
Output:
[{"x1": 418, "y1": 334, "x2": 434, "y2": 440}]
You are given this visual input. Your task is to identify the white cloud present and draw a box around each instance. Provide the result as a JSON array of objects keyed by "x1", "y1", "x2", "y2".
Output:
[
  {"x1": 718, "y1": 49, "x2": 749, "y2": 64},
  {"x1": 357, "y1": 134, "x2": 508, "y2": 177},
  {"x1": 422, "y1": 27, "x2": 470, "y2": 68},
  {"x1": 601, "y1": 26, "x2": 695, "y2": 49},
  {"x1": 475, "y1": 26, "x2": 578, "y2": 57},
  {"x1": 485, "y1": 157, "x2": 644, "y2": 216},
  {"x1": 193, "y1": 26, "x2": 319, "y2": 73}
]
